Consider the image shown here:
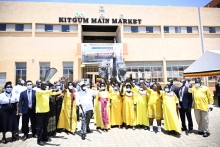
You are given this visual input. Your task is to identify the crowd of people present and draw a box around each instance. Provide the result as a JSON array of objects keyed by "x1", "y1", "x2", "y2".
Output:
[{"x1": 0, "y1": 75, "x2": 216, "y2": 146}]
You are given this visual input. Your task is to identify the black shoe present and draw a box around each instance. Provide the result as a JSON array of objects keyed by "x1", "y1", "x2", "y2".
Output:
[
  {"x1": 87, "y1": 128, "x2": 91, "y2": 133},
  {"x1": 42, "y1": 137, "x2": 51, "y2": 142},
  {"x1": 81, "y1": 134, "x2": 86, "y2": 140},
  {"x1": 37, "y1": 141, "x2": 45, "y2": 146},
  {"x1": 21, "y1": 135, "x2": 28, "y2": 141},
  {"x1": 12, "y1": 136, "x2": 17, "y2": 142},
  {"x1": 203, "y1": 132, "x2": 210, "y2": 137},
  {"x1": 56, "y1": 129, "x2": 61, "y2": 133},
  {"x1": 32, "y1": 134, "x2": 38, "y2": 138},
  {"x1": 197, "y1": 131, "x2": 204, "y2": 135},
  {"x1": 1, "y1": 138, "x2": 7, "y2": 144},
  {"x1": 181, "y1": 128, "x2": 187, "y2": 131},
  {"x1": 15, "y1": 132, "x2": 19, "y2": 137},
  {"x1": 188, "y1": 130, "x2": 193, "y2": 134}
]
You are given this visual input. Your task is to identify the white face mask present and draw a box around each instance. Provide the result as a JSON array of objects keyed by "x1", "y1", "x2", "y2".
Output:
[
  {"x1": 46, "y1": 86, "x2": 49, "y2": 90},
  {"x1": 27, "y1": 85, "x2": 32, "y2": 90},
  {"x1": 140, "y1": 80, "x2": 144, "y2": 83},
  {"x1": 82, "y1": 86, "x2": 87, "y2": 90},
  {"x1": 195, "y1": 83, "x2": 201, "y2": 88},
  {"x1": 21, "y1": 80, "x2": 25, "y2": 85},
  {"x1": 114, "y1": 87, "x2": 118, "y2": 91},
  {"x1": 167, "y1": 82, "x2": 171, "y2": 85},
  {"x1": 6, "y1": 88, "x2": 12, "y2": 93},
  {"x1": 69, "y1": 86, "x2": 73, "y2": 89},
  {"x1": 101, "y1": 87, "x2": 105, "y2": 90},
  {"x1": 179, "y1": 82, "x2": 183, "y2": 87},
  {"x1": 139, "y1": 87, "x2": 143, "y2": 91},
  {"x1": 165, "y1": 88, "x2": 170, "y2": 92},
  {"x1": 126, "y1": 88, "x2": 131, "y2": 91},
  {"x1": 56, "y1": 86, "x2": 61, "y2": 89}
]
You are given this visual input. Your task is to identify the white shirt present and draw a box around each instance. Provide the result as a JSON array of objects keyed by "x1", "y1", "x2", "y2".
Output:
[
  {"x1": 27, "y1": 90, "x2": 32, "y2": 108},
  {"x1": 12, "y1": 85, "x2": 26, "y2": 101},
  {"x1": 179, "y1": 86, "x2": 185, "y2": 102},
  {"x1": 76, "y1": 89, "x2": 99, "y2": 112},
  {"x1": 0, "y1": 92, "x2": 18, "y2": 104},
  {"x1": 33, "y1": 87, "x2": 40, "y2": 91}
]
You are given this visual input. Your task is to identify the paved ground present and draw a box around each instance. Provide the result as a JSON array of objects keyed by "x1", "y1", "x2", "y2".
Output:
[{"x1": 1, "y1": 99, "x2": 220, "y2": 147}]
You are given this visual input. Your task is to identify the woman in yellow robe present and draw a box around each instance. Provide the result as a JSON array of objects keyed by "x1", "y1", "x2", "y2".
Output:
[
  {"x1": 142, "y1": 82, "x2": 162, "y2": 132},
  {"x1": 162, "y1": 85, "x2": 181, "y2": 133},
  {"x1": 110, "y1": 84, "x2": 122, "y2": 127},
  {"x1": 121, "y1": 84, "x2": 137, "y2": 130},
  {"x1": 95, "y1": 83, "x2": 111, "y2": 131},
  {"x1": 136, "y1": 85, "x2": 149, "y2": 129},
  {"x1": 57, "y1": 82, "x2": 77, "y2": 134}
]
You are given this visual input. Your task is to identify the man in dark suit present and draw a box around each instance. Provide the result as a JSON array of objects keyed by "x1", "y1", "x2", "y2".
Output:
[
  {"x1": 167, "y1": 79, "x2": 180, "y2": 98},
  {"x1": 179, "y1": 79, "x2": 193, "y2": 133},
  {"x1": 215, "y1": 79, "x2": 220, "y2": 107},
  {"x1": 18, "y1": 80, "x2": 37, "y2": 141}
]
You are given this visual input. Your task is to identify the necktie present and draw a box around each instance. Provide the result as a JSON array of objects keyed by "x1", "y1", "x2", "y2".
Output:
[{"x1": 28, "y1": 91, "x2": 32, "y2": 108}]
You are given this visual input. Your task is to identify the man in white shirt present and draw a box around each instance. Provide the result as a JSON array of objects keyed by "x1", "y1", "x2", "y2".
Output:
[
  {"x1": 33, "y1": 80, "x2": 41, "y2": 91},
  {"x1": 12, "y1": 79, "x2": 26, "y2": 136},
  {"x1": 76, "y1": 81, "x2": 99, "y2": 140}
]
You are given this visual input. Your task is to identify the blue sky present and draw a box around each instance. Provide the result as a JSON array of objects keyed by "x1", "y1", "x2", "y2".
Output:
[{"x1": 0, "y1": 0, "x2": 211, "y2": 7}]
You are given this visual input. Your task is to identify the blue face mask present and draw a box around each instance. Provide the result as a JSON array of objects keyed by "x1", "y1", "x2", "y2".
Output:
[{"x1": 6, "y1": 88, "x2": 12, "y2": 93}]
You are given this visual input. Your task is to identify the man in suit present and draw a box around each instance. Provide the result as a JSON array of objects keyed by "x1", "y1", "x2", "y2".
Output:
[
  {"x1": 18, "y1": 80, "x2": 37, "y2": 141},
  {"x1": 167, "y1": 79, "x2": 180, "y2": 99},
  {"x1": 215, "y1": 79, "x2": 220, "y2": 107},
  {"x1": 179, "y1": 79, "x2": 193, "y2": 133}
]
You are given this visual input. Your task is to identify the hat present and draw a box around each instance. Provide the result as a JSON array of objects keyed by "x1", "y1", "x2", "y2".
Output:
[{"x1": 79, "y1": 81, "x2": 85, "y2": 86}]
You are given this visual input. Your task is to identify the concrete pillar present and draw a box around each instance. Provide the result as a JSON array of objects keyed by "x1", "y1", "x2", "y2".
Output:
[{"x1": 163, "y1": 57, "x2": 167, "y2": 84}]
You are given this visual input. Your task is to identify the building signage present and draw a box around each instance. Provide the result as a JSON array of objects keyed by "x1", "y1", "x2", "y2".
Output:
[
  {"x1": 81, "y1": 43, "x2": 123, "y2": 63},
  {"x1": 59, "y1": 17, "x2": 142, "y2": 24}
]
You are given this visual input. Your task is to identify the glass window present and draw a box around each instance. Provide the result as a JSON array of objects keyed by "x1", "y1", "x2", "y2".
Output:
[
  {"x1": 187, "y1": 27, "x2": 192, "y2": 33},
  {"x1": 146, "y1": 26, "x2": 153, "y2": 33},
  {"x1": 45, "y1": 24, "x2": 53, "y2": 32},
  {"x1": 164, "y1": 26, "x2": 169, "y2": 33},
  {"x1": 62, "y1": 25, "x2": 70, "y2": 32},
  {"x1": 63, "y1": 62, "x2": 73, "y2": 82},
  {"x1": 16, "y1": 62, "x2": 26, "y2": 84},
  {"x1": 40, "y1": 62, "x2": 50, "y2": 81},
  {"x1": 0, "y1": 73, "x2": 6, "y2": 89},
  {"x1": 131, "y1": 26, "x2": 138, "y2": 33},
  {"x1": 0, "y1": 24, "x2": 6, "y2": 31},
  {"x1": 15, "y1": 24, "x2": 24, "y2": 31},
  {"x1": 175, "y1": 27, "x2": 181, "y2": 33},
  {"x1": 209, "y1": 27, "x2": 216, "y2": 33}
]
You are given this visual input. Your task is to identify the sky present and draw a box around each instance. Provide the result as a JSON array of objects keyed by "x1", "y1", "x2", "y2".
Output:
[{"x1": 0, "y1": 0, "x2": 211, "y2": 7}]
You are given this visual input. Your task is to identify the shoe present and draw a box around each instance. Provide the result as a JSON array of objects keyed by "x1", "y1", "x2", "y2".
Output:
[
  {"x1": 32, "y1": 134, "x2": 38, "y2": 138},
  {"x1": 132, "y1": 127, "x2": 136, "y2": 130},
  {"x1": 157, "y1": 126, "x2": 161, "y2": 132},
  {"x1": 1, "y1": 138, "x2": 7, "y2": 144},
  {"x1": 42, "y1": 137, "x2": 51, "y2": 142},
  {"x1": 12, "y1": 136, "x2": 17, "y2": 142},
  {"x1": 21, "y1": 135, "x2": 28, "y2": 141},
  {"x1": 37, "y1": 141, "x2": 45, "y2": 146},
  {"x1": 87, "y1": 128, "x2": 91, "y2": 133},
  {"x1": 181, "y1": 128, "x2": 187, "y2": 131},
  {"x1": 197, "y1": 131, "x2": 204, "y2": 135},
  {"x1": 125, "y1": 126, "x2": 129, "y2": 129},
  {"x1": 144, "y1": 126, "x2": 148, "y2": 130},
  {"x1": 188, "y1": 130, "x2": 193, "y2": 134},
  {"x1": 81, "y1": 134, "x2": 86, "y2": 140},
  {"x1": 150, "y1": 126, "x2": 153, "y2": 132},
  {"x1": 203, "y1": 132, "x2": 210, "y2": 137}
]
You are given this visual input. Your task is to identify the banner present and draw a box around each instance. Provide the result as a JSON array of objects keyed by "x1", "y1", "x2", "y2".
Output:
[{"x1": 81, "y1": 43, "x2": 123, "y2": 63}]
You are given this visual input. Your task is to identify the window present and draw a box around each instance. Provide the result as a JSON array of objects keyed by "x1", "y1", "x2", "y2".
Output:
[
  {"x1": 131, "y1": 26, "x2": 138, "y2": 33},
  {"x1": 0, "y1": 73, "x2": 6, "y2": 89},
  {"x1": 63, "y1": 62, "x2": 73, "y2": 82},
  {"x1": 146, "y1": 26, "x2": 153, "y2": 33},
  {"x1": 45, "y1": 24, "x2": 53, "y2": 32},
  {"x1": 0, "y1": 24, "x2": 6, "y2": 31},
  {"x1": 40, "y1": 62, "x2": 50, "y2": 81},
  {"x1": 166, "y1": 61, "x2": 194, "y2": 82},
  {"x1": 187, "y1": 27, "x2": 192, "y2": 33},
  {"x1": 15, "y1": 24, "x2": 24, "y2": 31},
  {"x1": 62, "y1": 25, "x2": 70, "y2": 32},
  {"x1": 175, "y1": 27, "x2": 181, "y2": 33},
  {"x1": 209, "y1": 27, "x2": 216, "y2": 33},
  {"x1": 16, "y1": 62, "x2": 26, "y2": 85},
  {"x1": 164, "y1": 26, "x2": 169, "y2": 33}
]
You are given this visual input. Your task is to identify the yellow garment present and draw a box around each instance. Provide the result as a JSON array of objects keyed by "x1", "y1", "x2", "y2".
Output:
[
  {"x1": 57, "y1": 90, "x2": 77, "y2": 132},
  {"x1": 95, "y1": 91, "x2": 111, "y2": 129},
  {"x1": 122, "y1": 91, "x2": 137, "y2": 126},
  {"x1": 162, "y1": 91, "x2": 181, "y2": 132},
  {"x1": 136, "y1": 90, "x2": 149, "y2": 126},
  {"x1": 110, "y1": 90, "x2": 122, "y2": 126},
  {"x1": 147, "y1": 88, "x2": 162, "y2": 119},
  {"x1": 36, "y1": 90, "x2": 61, "y2": 113},
  {"x1": 188, "y1": 86, "x2": 214, "y2": 111}
]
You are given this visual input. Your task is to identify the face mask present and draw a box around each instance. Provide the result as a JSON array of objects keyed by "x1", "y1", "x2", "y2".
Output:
[
  {"x1": 101, "y1": 87, "x2": 105, "y2": 90},
  {"x1": 69, "y1": 86, "x2": 73, "y2": 89},
  {"x1": 179, "y1": 83, "x2": 183, "y2": 87},
  {"x1": 139, "y1": 87, "x2": 143, "y2": 91},
  {"x1": 165, "y1": 88, "x2": 169, "y2": 92},
  {"x1": 27, "y1": 85, "x2": 32, "y2": 90},
  {"x1": 82, "y1": 86, "x2": 87, "y2": 90},
  {"x1": 46, "y1": 86, "x2": 49, "y2": 90},
  {"x1": 114, "y1": 87, "x2": 118, "y2": 91},
  {"x1": 150, "y1": 82, "x2": 154, "y2": 86},
  {"x1": 195, "y1": 83, "x2": 201, "y2": 88},
  {"x1": 21, "y1": 80, "x2": 25, "y2": 85},
  {"x1": 56, "y1": 86, "x2": 61, "y2": 89},
  {"x1": 126, "y1": 88, "x2": 131, "y2": 91},
  {"x1": 167, "y1": 82, "x2": 171, "y2": 85},
  {"x1": 140, "y1": 80, "x2": 144, "y2": 83},
  {"x1": 6, "y1": 88, "x2": 12, "y2": 93}
]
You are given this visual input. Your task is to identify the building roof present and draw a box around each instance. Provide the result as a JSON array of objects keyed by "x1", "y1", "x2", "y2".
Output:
[{"x1": 204, "y1": 0, "x2": 220, "y2": 7}]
